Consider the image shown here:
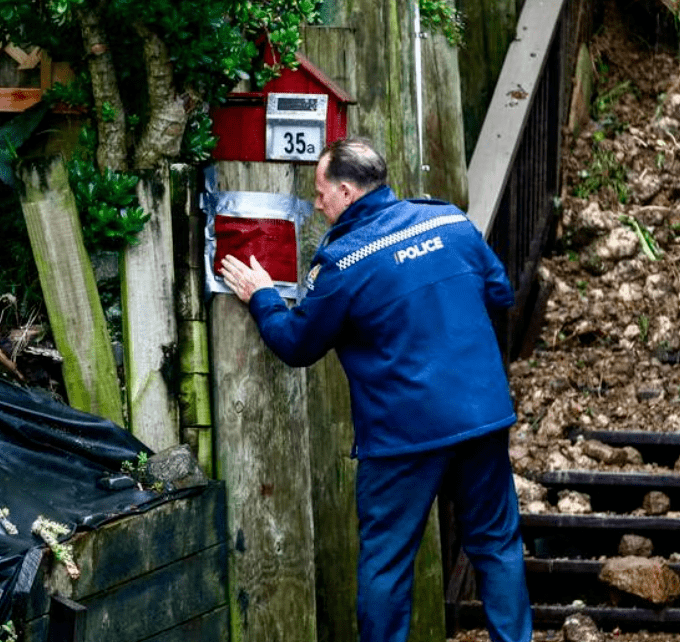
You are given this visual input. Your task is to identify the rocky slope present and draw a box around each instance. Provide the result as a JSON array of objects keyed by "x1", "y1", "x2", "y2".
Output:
[
  {"x1": 454, "y1": 3, "x2": 680, "y2": 641},
  {"x1": 510, "y1": 12, "x2": 680, "y2": 498}
]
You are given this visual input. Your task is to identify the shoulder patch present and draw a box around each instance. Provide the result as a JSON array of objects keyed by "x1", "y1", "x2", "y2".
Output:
[{"x1": 305, "y1": 263, "x2": 322, "y2": 290}]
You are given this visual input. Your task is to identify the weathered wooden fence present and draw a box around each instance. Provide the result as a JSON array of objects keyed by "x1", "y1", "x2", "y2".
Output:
[{"x1": 18, "y1": 156, "x2": 125, "y2": 426}]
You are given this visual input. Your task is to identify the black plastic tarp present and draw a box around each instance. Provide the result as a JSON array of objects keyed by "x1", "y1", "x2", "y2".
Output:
[{"x1": 0, "y1": 379, "x2": 164, "y2": 623}]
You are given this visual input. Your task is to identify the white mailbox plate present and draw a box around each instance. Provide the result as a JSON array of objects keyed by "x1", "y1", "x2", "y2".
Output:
[{"x1": 266, "y1": 93, "x2": 328, "y2": 162}]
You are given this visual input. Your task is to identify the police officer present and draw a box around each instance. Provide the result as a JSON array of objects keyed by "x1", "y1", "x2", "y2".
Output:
[{"x1": 220, "y1": 137, "x2": 532, "y2": 642}]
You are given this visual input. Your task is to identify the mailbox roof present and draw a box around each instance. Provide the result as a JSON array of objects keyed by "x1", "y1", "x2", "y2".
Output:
[{"x1": 290, "y1": 52, "x2": 356, "y2": 104}]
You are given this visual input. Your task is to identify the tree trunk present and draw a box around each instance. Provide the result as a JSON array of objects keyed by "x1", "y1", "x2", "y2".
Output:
[
  {"x1": 75, "y1": 4, "x2": 127, "y2": 172},
  {"x1": 133, "y1": 23, "x2": 189, "y2": 170}
]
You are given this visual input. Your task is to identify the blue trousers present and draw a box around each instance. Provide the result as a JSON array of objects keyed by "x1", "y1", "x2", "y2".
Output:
[{"x1": 356, "y1": 429, "x2": 532, "y2": 642}]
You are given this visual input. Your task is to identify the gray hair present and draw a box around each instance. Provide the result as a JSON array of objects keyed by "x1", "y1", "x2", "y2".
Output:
[{"x1": 321, "y1": 137, "x2": 387, "y2": 191}]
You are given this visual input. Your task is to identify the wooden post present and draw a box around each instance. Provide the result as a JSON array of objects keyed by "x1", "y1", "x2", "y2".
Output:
[
  {"x1": 208, "y1": 162, "x2": 317, "y2": 642},
  {"x1": 300, "y1": 14, "x2": 447, "y2": 641},
  {"x1": 301, "y1": 26, "x2": 359, "y2": 136},
  {"x1": 18, "y1": 155, "x2": 124, "y2": 425},
  {"x1": 120, "y1": 161, "x2": 179, "y2": 451},
  {"x1": 305, "y1": 1, "x2": 420, "y2": 196},
  {"x1": 422, "y1": 33, "x2": 469, "y2": 208},
  {"x1": 170, "y1": 164, "x2": 213, "y2": 477},
  {"x1": 303, "y1": 350, "x2": 358, "y2": 642}
]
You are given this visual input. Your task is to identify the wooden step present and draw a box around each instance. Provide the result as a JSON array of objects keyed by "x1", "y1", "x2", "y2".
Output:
[
  {"x1": 524, "y1": 558, "x2": 680, "y2": 608},
  {"x1": 537, "y1": 470, "x2": 680, "y2": 512},
  {"x1": 568, "y1": 428, "x2": 680, "y2": 468},
  {"x1": 452, "y1": 601, "x2": 680, "y2": 632},
  {"x1": 521, "y1": 513, "x2": 680, "y2": 558}
]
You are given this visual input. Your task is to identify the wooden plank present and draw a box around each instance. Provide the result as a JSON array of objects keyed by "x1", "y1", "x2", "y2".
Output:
[
  {"x1": 170, "y1": 163, "x2": 213, "y2": 473},
  {"x1": 209, "y1": 161, "x2": 317, "y2": 642},
  {"x1": 0, "y1": 88, "x2": 42, "y2": 112},
  {"x1": 22, "y1": 616, "x2": 49, "y2": 642},
  {"x1": 177, "y1": 321, "x2": 210, "y2": 374},
  {"x1": 531, "y1": 604, "x2": 680, "y2": 628},
  {"x1": 454, "y1": 602, "x2": 680, "y2": 632},
  {"x1": 301, "y1": 26, "x2": 359, "y2": 139},
  {"x1": 210, "y1": 296, "x2": 317, "y2": 642},
  {"x1": 540, "y1": 471, "x2": 680, "y2": 488},
  {"x1": 24, "y1": 544, "x2": 228, "y2": 642},
  {"x1": 40, "y1": 51, "x2": 51, "y2": 91},
  {"x1": 27, "y1": 605, "x2": 230, "y2": 642},
  {"x1": 384, "y1": 0, "x2": 419, "y2": 196},
  {"x1": 421, "y1": 33, "x2": 468, "y2": 207},
  {"x1": 467, "y1": 0, "x2": 567, "y2": 238},
  {"x1": 525, "y1": 558, "x2": 601, "y2": 574},
  {"x1": 178, "y1": 372, "x2": 212, "y2": 424},
  {"x1": 81, "y1": 543, "x2": 227, "y2": 642},
  {"x1": 317, "y1": 0, "x2": 420, "y2": 196},
  {"x1": 24, "y1": 483, "x2": 226, "y2": 620},
  {"x1": 410, "y1": 506, "x2": 447, "y2": 641},
  {"x1": 3, "y1": 44, "x2": 41, "y2": 69},
  {"x1": 143, "y1": 605, "x2": 229, "y2": 642},
  {"x1": 525, "y1": 557, "x2": 680, "y2": 576},
  {"x1": 522, "y1": 514, "x2": 680, "y2": 531},
  {"x1": 569, "y1": 428, "x2": 680, "y2": 447},
  {"x1": 17, "y1": 155, "x2": 124, "y2": 425},
  {"x1": 121, "y1": 160, "x2": 180, "y2": 451},
  {"x1": 304, "y1": 352, "x2": 358, "y2": 642},
  {"x1": 47, "y1": 595, "x2": 86, "y2": 642}
]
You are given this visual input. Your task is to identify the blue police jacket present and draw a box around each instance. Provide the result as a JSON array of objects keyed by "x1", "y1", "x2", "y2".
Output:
[{"x1": 249, "y1": 186, "x2": 517, "y2": 459}]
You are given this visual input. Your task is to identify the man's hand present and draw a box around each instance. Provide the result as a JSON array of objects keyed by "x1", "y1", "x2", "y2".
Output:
[{"x1": 219, "y1": 255, "x2": 274, "y2": 303}]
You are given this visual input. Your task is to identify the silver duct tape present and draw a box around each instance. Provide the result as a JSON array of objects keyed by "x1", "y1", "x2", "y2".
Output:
[{"x1": 202, "y1": 166, "x2": 313, "y2": 301}]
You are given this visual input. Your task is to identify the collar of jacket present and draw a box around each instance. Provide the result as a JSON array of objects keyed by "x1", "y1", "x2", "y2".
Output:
[{"x1": 326, "y1": 185, "x2": 398, "y2": 243}]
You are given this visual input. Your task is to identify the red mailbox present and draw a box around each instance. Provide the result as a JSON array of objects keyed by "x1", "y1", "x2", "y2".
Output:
[{"x1": 211, "y1": 49, "x2": 355, "y2": 162}]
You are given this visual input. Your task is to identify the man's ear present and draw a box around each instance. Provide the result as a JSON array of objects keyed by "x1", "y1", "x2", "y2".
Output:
[{"x1": 341, "y1": 181, "x2": 365, "y2": 206}]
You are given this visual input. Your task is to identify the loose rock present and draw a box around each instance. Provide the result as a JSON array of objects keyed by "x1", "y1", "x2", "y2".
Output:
[
  {"x1": 562, "y1": 612, "x2": 604, "y2": 642},
  {"x1": 581, "y1": 439, "x2": 628, "y2": 465},
  {"x1": 557, "y1": 490, "x2": 592, "y2": 514},
  {"x1": 642, "y1": 491, "x2": 671, "y2": 515},
  {"x1": 618, "y1": 534, "x2": 654, "y2": 557},
  {"x1": 513, "y1": 474, "x2": 548, "y2": 504},
  {"x1": 599, "y1": 556, "x2": 680, "y2": 604},
  {"x1": 147, "y1": 443, "x2": 209, "y2": 490}
]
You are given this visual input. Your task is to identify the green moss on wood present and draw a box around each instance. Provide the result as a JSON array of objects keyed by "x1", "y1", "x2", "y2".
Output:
[{"x1": 19, "y1": 156, "x2": 124, "y2": 425}]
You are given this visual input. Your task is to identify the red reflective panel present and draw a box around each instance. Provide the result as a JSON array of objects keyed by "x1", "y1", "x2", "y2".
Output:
[{"x1": 214, "y1": 216, "x2": 297, "y2": 283}]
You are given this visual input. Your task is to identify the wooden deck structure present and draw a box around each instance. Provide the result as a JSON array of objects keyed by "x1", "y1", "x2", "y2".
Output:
[{"x1": 19, "y1": 483, "x2": 227, "y2": 642}]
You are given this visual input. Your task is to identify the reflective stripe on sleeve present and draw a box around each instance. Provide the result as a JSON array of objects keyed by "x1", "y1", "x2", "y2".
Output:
[{"x1": 335, "y1": 214, "x2": 467, "y2": 271}]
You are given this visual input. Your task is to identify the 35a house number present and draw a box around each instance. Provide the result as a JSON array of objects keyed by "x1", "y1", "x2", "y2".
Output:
[
  {"x1": 269, "y1": 124, "x2": 322, "y2": 161},
  {"x1": 283, "y1": 131, "x2": 314, "y2": 154}
]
